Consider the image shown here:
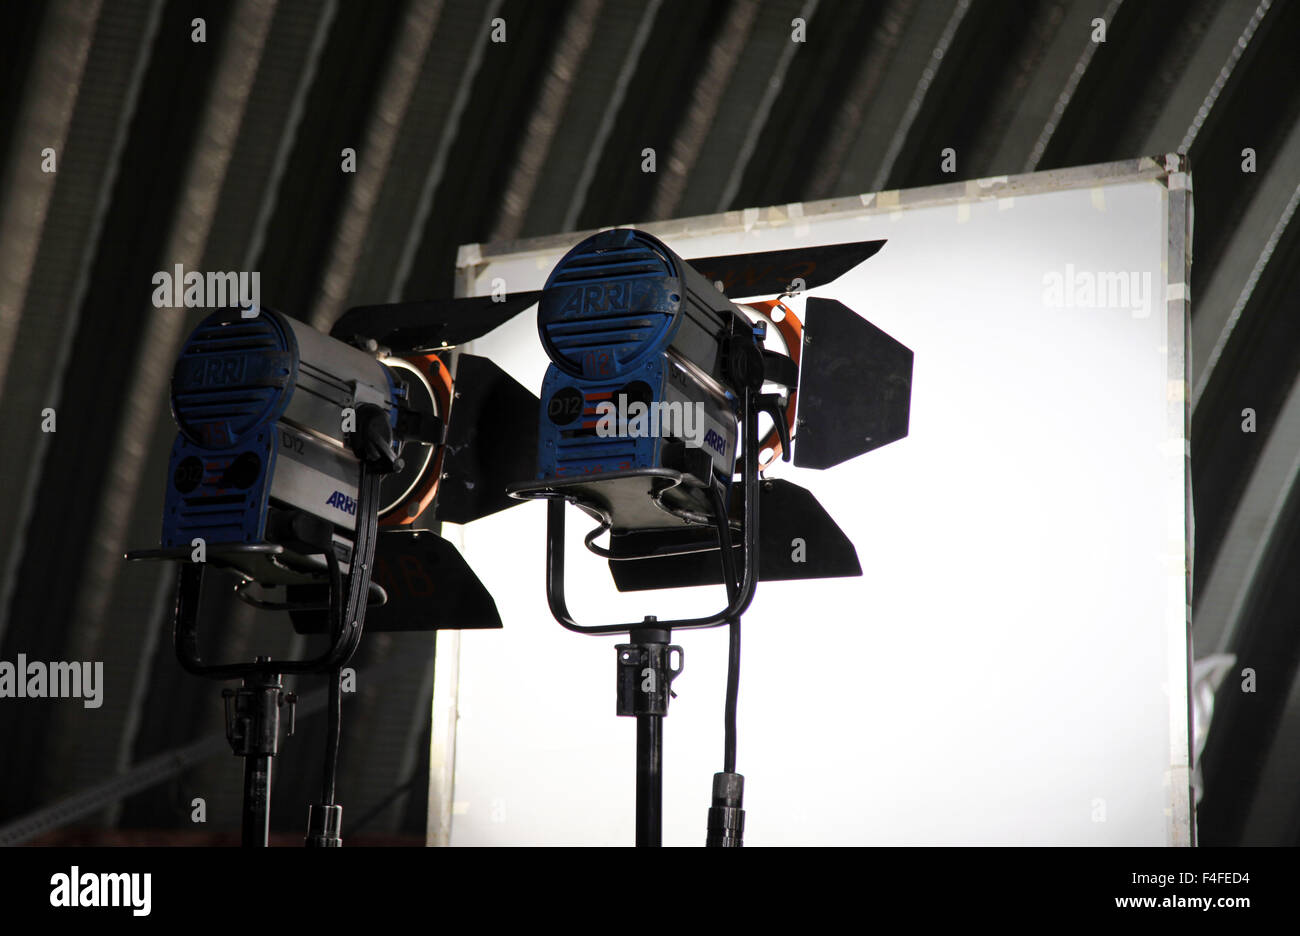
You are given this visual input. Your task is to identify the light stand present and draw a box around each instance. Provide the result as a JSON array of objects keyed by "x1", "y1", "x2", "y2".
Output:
[
  {"x1": 519, "y1": 383, "x2": 763, "y2": 846},
  {"x1": 144, "y1": 414, "x2": 392, "y2": 846}
]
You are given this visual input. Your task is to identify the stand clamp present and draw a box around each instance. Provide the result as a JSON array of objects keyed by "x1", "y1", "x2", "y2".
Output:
[
  {"x1": 221, "y1": 660, "x2": 297, "y2": 847},
  {"x1": 615, "y1": 621, "x2": 684, "y2": 718},
  {"x1": 615, "y1": 619, "x2": 684, "y2": 847}
]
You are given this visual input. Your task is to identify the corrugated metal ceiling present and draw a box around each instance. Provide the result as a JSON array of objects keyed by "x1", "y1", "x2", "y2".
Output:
[{"x1": 0, "y1": 0, "x2": 1297, "y2": 845}]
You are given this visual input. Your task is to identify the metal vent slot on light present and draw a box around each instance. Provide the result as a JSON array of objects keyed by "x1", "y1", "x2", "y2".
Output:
[
  {"x1": 173, "y1": 388, "x2": 279, "y2": 427},
  {"x1": 550, "y1": 246, "x2": 671, "y2": 285}
]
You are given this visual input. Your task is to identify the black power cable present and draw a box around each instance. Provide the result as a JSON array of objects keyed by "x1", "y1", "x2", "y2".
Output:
[
  {"x1": 707, "y1": 442, "x2": 747, "y2": 846},
  {"x1": 724, "y1": 619, "x2": 740, "y2": 774},
  {"x1": 323, "y1": 670, "x2": 342, "y2": 806},
  {"x1": 712, "y1": 481, "x2": 742, "y2": 776},
  {"x1": 320, "y1": 551, "x2": 345, "y2": 807},
  {"x1": 308, "y1": 449, "x2": 383, "y2": 846}
]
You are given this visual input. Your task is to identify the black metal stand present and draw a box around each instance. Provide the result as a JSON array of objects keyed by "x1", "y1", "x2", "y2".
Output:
[
  {"x1": 635, "y1": 718, "x2": 662, "y2": 846},
  {"x1": 511, "y1": 385, "x2": 766, "y2": 846},
  {"x1": 134, "y1": 449, "x2": 390, "y2": 847},
  {"x1": 616, "y1": 619, "x2": 683, "y2": 846},
  {"x1": 221, "y1": 660, "x2": 296, "y2": 847}
]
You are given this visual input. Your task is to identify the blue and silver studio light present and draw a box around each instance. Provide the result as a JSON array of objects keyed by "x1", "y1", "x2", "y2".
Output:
[
  {"x1": 530, "y1": 228, "x2": 747, "y2": 531},
  {"x1": 160, "y1": 307, "x2": 428, "y2": 587},
  {"x1": 512, "y1": 227, "x2": 912, "y2": 539}
]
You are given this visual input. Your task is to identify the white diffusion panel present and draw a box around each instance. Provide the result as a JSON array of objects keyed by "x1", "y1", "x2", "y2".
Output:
[{"x1": 441, "y1": 161, "x2": 1191, "y2": 845}]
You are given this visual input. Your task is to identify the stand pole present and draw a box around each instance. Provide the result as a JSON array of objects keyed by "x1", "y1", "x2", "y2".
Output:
[
  {"x1": 222, "y1": 659, "x2": 295, "y2": 848},
  {"x1": 635, "y1": 714, "x2": 663, "y2": 846},
  {"x1": 241, "y1": 753, "x2": 273, "y2": 847},
  {"x1": 617, "y1": 619, "x2": 682, "y2": 847}
]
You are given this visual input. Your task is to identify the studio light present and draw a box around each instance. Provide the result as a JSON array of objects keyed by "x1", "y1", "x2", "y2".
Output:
[
  {"x1": 505, "y1": 228, "x2": 914, "y2": 846},
  {"x1": 128, "y1": 304, "x2": 535, "y2": 846}
]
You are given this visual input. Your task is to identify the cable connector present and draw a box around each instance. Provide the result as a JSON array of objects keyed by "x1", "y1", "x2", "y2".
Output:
[
  {"x1": 706, "y1": 771, "x2": 745, "y2": 847},
  {"x1": 305, "y1": 803, "x2": 343, "y2": 847}
]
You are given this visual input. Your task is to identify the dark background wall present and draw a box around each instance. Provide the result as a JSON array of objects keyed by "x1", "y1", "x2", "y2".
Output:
[{"x1": 0, "y1": 0, "x2": 1296, "y2": 845}]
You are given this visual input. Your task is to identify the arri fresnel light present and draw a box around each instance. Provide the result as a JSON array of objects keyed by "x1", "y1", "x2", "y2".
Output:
[
  {"x1": 506, "y1": 228, "x2": 914, "y2": 846},
  {"x1": 128, "y1": 301, "x2": 537, "y2": 847}
]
